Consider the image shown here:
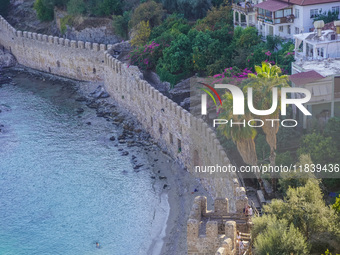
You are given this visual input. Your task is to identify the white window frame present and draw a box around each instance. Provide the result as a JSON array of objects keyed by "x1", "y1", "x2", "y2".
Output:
[
  {"x1": 332, "y1": 6, "x2": 340, "y2": 13},
  {"x1": 295, "y1": 27, "x2": 299, "y2": 34},
  {"x1": 284, "y1": 9, "x2": 292, "y2": 16},
  {"x1": 295, "y1": 8, "x2": 299, "y2": 18},
  {"x1": 310, "y1": 9, "x2": 319, "y2": 18}
]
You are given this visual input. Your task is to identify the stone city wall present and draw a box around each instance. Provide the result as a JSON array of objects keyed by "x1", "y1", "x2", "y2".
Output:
[
  {"x1": 0, "y1": 16, "x2": 109, "y2": 81},
  {"x1": 0, "y1": 16, "x2": 242, "y2": 211},
  {"x1": 187, "y1": 196, "x2": 239, "y2": 255}
]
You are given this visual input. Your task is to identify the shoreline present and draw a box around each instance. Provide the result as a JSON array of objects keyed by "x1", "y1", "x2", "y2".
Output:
[{"x1": 2, "y1": 66, "x2": 213, "y2": 255}]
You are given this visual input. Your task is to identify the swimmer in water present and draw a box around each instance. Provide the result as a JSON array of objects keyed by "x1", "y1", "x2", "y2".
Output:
[{"x1": 96, "y1": 242, "x2": 100, "y2": 248}]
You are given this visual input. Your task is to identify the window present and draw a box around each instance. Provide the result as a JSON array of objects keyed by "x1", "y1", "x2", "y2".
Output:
[
  {"x1": 159, "y1": 123, "x2": 162, "y2": 134},
  {"x1": 295, "y1": 27, "x2": 300, "y2": 34},
  {"x1": 288, "y1": 25, "x2": 291, "y2": 34},
  {"x1": 332, "y1": 6, "x2": 340, "y2": 14},
  {"x1": 284, "y1": 9, "x2": 292, "y2": 16},
  {"x1": 317, "y1": 47, "x2": 324, "y2": 57},
  {"x1": 279, "y1": 26, "x2": 283, "y2": 32},
  {"x1": 295, "y1": 8, "x2": 300, "y2": 18},
  {"x1": 177, "y1": 139, "x2": 182, "y2": 153},
  {"x1": 265, "y1": 10, "x2": 272, "y2": 17},
  {"x1": 259, "y1": 8, "x2": 264, "y2": 15},
  {"x1": 169, "y1": 133, "x2": 173, "y2": 144},
  {"x1": 310, "y1": 9, "x2": 319, "y2": 18},
  {"x1": 275, "y1": 10, "x2": 283, "y2": 18}
]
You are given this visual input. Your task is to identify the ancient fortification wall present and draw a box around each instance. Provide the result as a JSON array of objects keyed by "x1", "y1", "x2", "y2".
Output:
[
  {"x1": 0, "y1": 16, "x2": 109, "y2": 81},
  {"x1": 0, "y1": 16, "x2": 242, "y2": 211}
]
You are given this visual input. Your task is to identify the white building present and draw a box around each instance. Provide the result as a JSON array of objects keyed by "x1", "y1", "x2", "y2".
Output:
[
  {"x1": 291, "y1": 22, "x2": 340, "y2": 128},
  {"x1": 232, "y1": 0, "x2": 340, "y2": 39}
]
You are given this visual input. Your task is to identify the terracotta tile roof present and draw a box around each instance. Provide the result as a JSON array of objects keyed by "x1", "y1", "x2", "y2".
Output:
[
  {"x1": 255, "y1": 0, "x2": 292, "y2": 11},
  {"x1": 280, "y1": 0, "x2": 340, "y2": 6},
  {"x1": 290, "y1": 70, "x2": 325, "y2": 86}
]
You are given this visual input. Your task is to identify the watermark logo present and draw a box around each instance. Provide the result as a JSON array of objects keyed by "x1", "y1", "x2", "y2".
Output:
[
  {"x1": 199, "y1": 84, "x2": 312, "y2": 128},
  {"x1": 201, "y1": 84, "x2": 311, "y2": 116}
]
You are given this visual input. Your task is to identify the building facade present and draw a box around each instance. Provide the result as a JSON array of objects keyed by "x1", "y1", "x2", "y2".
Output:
[
  {"x1": 291, "y1": 22, "x2": 340, "y2": 128},
  {"x1": 232, "y1": 0, "x2": 340, "y2": 39}
]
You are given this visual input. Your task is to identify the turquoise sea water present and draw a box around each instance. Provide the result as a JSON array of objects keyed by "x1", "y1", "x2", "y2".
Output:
[{"x1": 0, "y1": 73, "x2": 163, "y2": 255}]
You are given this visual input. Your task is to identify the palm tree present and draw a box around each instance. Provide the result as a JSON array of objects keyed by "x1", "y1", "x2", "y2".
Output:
[
  {"x1": 218, "y1": 93, "x2": 258, "y2": 167},
  {"x1": 246, "y1": 62, "x2": 289, "y2": 168}
]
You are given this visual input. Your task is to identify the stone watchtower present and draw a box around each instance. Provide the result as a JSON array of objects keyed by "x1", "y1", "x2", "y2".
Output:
[{"x1": 187, "y1": 190, "x2": 251, "y2": 255}]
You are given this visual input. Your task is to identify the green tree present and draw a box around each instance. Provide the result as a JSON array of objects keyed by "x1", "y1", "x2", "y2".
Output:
[
  {"x1": 34, "y1": 0, "x2": 54, "y2": 21},
  {"x1": 297, "y1": 132, "x2": 340, "y2": 165},
  {"x1": 157, "y1": 33, "x2": 192, "y2": 75},
  {"x1": 95, "y1": 0, "x2": 122, "y2": 16},
  {"x1": 314, "y1": 10, "x2": 339, "y2": 23},
  {"x1": 177, "y1": 0, "x2": 211, "y2": 19},
  {"x1": 112, "y1": 11, "x2": 130, "y2": 39},
  {"x1": 263, "y1": 179, "x2": 340, "y2": 241},
  {"x1": 255, "y1": 134, "x2": 270, "y2": 163},
  {"x1": 247, "y1": 62, "x2": 290, "y2": 168},
  {"x1": 130, "y1": 20, "x2": 151, "y2": 46},
  {"x1": 194, "y1": 4, "x2": 232, "y2": 31},
  {"x1": 324, "y1": 117, "x2": 340, "y2": 150},
  {"x1": 253, "y1": 215, "x2": 309, "y2": 255},
  {"x1": 0, "y1": 0, "x2": 10, "y2": 17},
  {"x1": 67, "y1": 0, "x2": 86, "y2": 15},
  {"x1": 333, "y1": 195, "x2": 340, "y2": 214},
  {"x1": 278, "y1": 154, "x2": 315, "y2": 195},
  {"x1": 218, "y1": 92, "x2": 258, "y2": 166},
  {"x1": 129, "y1": 0, "x2": 164, "y2": 28}
]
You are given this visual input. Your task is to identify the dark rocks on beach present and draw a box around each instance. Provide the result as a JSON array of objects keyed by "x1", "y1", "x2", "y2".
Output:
[
  {"x1": 76, "y1": 107, "x2": 84, "y2": 114},
  {"x1": 96, "y1": 111, "x2": 106, "y2": 117},
  {"x1": 151, "y1": 176, "x2": 156, "y2": 179},
  {"x1": 159, "y1": 176, "x2": 167, "y2": 180},
  {"x1": 86, "y1": 100, "x2": 100, "y2": 109},
  {"x1": 121, "y1": 151, "x2": 129, "y2": 156},
  {"x1": 0, "y1": 50, "x2": 16, "y2": 68},
  {"x1": 86, "y1": 122, "x2": 91, "y2": 125},
  {"x1": 118, "y1": 139, "x2": 126, "y2": 144},
  {"x1": 163, "y1": 184, "x2": 168, "y2": 189},
  {"x1": 169, "y1": 78, "x2": 190, "y2": 105},
  {"x1": 0, "y1": 75, "x2": 12, "y2": 85},
  {"x1": 133, "y1": 164, "x2": 144, "y2": 170},
  {"x1": 76, "y1": 96, "x2": 88, "y2": 102},
  {"x1": 180, "y1": 97, "x2": 190, "y2": 110},
  {"x1": 90, "y1": 85, "x2": 110, "y2": 99},
  {"x1": 109, "y1": 136, "x2": 115, "y2": 141}
]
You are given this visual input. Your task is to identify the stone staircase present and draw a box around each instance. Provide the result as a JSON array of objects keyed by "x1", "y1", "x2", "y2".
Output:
[{"x1": 236, "y1": 232, "x2": 252, "y2": 255}]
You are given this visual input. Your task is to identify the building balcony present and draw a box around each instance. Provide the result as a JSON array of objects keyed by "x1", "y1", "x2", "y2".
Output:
[
  {"x1": 232, "y1": 3, "x2": 255, "y2": 14},
  {"x1": 257, "y1": 14, "x2": 295, "y2": 24},
  {"x1": 234, "y1": 21, "x2": 256, "y2": 27}
]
